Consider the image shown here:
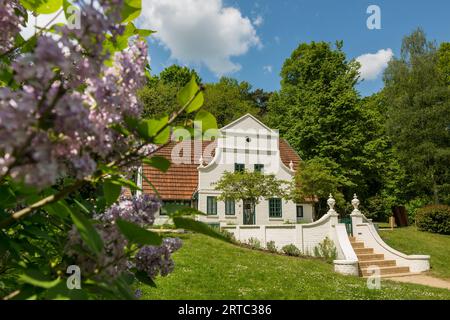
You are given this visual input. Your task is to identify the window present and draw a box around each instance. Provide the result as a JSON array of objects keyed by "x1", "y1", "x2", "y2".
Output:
[
  {"x1": 296, "y1": 205, "x2": 304, "y2": 218},
  {"x1": 269, "y1": 198, "x2": 282, "y2": 217},
  {"x1": 254, "y1": 164, "x2": 264, "y2": 173},
  {"x1": 234, "y1": 163, "x2": 245, "y2": 172},
  {"x1": 207, "y1": 196, "x2": 217, "y2": 215},
  {"x1": 225, "y1": 199, "x2": 235, "y2": 215}
]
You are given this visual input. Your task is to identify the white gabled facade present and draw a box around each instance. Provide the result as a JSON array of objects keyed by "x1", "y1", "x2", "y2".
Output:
[{"x1": 196, "y1": 114, "x2": 314, "y2": 226}]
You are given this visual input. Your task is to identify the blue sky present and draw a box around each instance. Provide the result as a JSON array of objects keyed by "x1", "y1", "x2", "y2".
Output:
[{"x1": 140, "y1": 0, "x2": 450, "y2": 97}]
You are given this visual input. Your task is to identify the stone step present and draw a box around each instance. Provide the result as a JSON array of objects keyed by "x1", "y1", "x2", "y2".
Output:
[
  {"x1": 354, "y1": 247, "x2": 374, "y2": 254},
  {"x1": 359, "y1": 259, "x2": 397, "y2": 268},
  {"x1": 357, "y1": 253, "x2": 385, "y2": 261},
  {"x1": 360, "y1": 266, "x2": 411, "y2": 277},
  {"x1": 351, "y1": 241, "x2": 365, "y2": 248},
  {"x1": 364, "y1": 272, "x2": 423, "y2": 279}
]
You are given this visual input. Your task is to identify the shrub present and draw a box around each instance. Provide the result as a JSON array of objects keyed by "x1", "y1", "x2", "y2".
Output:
[
  {"x1": 314, "y1": 237, "x2": 337, "y2": 263},
  {"x1": 282, "y1": 244, "x2": 301, "y2": 256},
  {"x1": 405, "y1": 198, "x2": 432, "y2": 223},
  {"x1": 246, "y1": 237, "x2": 261, "y2": 249},
  {"x1": 219, "y1": 229, "x2": 237, "y2": 243},
  {"x1": 266, "y1": 241, "x2": 278, "y2": 253},
  {"x1": 415, "y1": 205, "x2": 450, "y2": 235},
  {"x1": 363, "y1": 196, "x2": 391, "y2": 222}
]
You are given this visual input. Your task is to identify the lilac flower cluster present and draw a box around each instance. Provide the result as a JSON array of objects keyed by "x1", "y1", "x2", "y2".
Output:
[
  {"x1": 135, "y1": 238, "x2": 183, "y2": 279},
  {"x1": 0, "y1": 0, "x2": 24, "y2": 54},
  {"x1": 97, "y1": 194, "x2": 161, "y2": 226},
  {"x1": 0, "y1": 0, "x2": 149, "y2": 188},
  {"x1": 65, "y1": 224, "x2": 128, "y2": 281},
  {"x1": 66, "y1": 194, "x2": 182, "y2": 283}
]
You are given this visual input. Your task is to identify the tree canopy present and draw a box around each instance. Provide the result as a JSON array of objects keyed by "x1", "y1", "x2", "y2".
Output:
[
  {"x1": 383, "y1": 28, "x2": 450, "y2": 204},
  {"x1": 139, "y1": 65, "x2": 268, "y2": 127}
]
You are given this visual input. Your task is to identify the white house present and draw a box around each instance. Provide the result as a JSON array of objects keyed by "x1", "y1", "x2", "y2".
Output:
[
  {"x1": 138, "y1": 114, "x2": 431, "y2": 278},
  {"x1": 140, "y1": 114, "x2": 315, "y2": 226}
]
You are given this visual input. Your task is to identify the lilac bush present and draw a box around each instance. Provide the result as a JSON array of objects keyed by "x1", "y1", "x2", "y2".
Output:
[
  {"x1": 0, "y1": 0, "x2": 210, "y2": 300},
  {"x1": 0, "y1": 0, "x2": 150, "y2": 187}
]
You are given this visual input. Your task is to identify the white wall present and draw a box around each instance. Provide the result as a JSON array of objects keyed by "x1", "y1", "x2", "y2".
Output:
[
  {"x1": 222, "y1": 212, "x2": 339, "y2": 254},
  {"x1": 197, "y1": 114, "x2": 313, "y2": 226},
  {"x1": 196, "y1": 192, "x2": 314, "y2": 225}
]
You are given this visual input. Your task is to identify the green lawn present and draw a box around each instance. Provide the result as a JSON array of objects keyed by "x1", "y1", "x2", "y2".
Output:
[
  {"x1": 140, "y1": 233, "x2": 450, "y2": 300},
  {"x1": 379, "y1": 226, "x2": 450, "y2": 279}
]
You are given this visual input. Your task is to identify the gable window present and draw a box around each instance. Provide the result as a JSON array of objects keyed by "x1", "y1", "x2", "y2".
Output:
[
  {"x1": 269, "y1": 198, "x2": 282, "y2": 217},
  {"x1": 206, "y1": 196, "x2": 217, "y2": 215},
  {"x1": 225, "y1": 199, "x2": 235, "y2": 215},
  {"x1": 254, "y1": 164, "x2": 264, "y2": 173},
  {"x1": 296, "y1": 205, "x2": 304, "y2": 218},
  {"x1": 234, "y1": 163, "x2": 245, "y2": 172}
]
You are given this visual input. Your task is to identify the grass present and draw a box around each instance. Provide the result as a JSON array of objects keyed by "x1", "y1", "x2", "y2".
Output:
[
  {"x1": 379, "y1": 226, "x2": 450, "y2": 279},
  {"x1": 139, "y1": 233, "x2": 450, "y2": 300}
]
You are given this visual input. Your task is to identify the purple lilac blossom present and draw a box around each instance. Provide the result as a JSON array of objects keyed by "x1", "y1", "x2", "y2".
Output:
[
  {"x1": 0, "y1": 0, "x2": 24, "y2": 55},
  {"x1": 135, "y1": 238, "x2": 183, "y2": 279},
  {"x1": 97, "y1": 194, "x2": 161, "y2": 226},
  {"x1": 0, "y1": 0, "x2": 150, "y2": 188},
  {"x1": 65, "y1": 224, "x2": 128, "y2": 281}
]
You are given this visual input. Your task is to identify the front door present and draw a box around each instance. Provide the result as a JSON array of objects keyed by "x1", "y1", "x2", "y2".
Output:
[{"x1": 243, "y1": 200, "x2": 255, "y2": 225}]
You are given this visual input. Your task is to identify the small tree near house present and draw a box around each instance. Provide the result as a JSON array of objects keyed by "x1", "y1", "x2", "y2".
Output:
[{"x1": 214, "y1": 170, "x2": 290, "y2": 219}]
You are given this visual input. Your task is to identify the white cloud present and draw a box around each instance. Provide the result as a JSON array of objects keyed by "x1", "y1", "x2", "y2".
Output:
[
  {"x1": 139, "y1": 0, "x2": 261, "y2": 75},
  {"x1": 253, "y1": 15, "x2": 264, "y2": 27},
  {"x1": 20, "y1": 11, "x2": 67, "y2": 40},
  {"x1": 263, "y1": 65, "x2": 272, "y2": 73},
  {"x1": 356, "y1": 48, "x2": 394, "y2": 80}
]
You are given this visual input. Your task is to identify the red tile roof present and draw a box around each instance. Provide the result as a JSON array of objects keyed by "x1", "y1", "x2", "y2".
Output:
[{"x1": 142, "y1": 139, "x2": 301, "y2": 200}]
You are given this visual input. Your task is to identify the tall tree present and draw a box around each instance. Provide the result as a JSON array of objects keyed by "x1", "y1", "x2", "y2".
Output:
[
  {"x1": 139, "y1": 65, "x2": 202, "y2": 119},
  {"x1": 383, "y1": 29, "x2": 450, "y2": 204},
  {"x1": 139, "y1": 67, "x2": 267, "y2": 127},
  {"x1": 202, "y1": 77, "x2": 261, "y2": 127},
  {"x1": 267, "y1": 41, "x2": 386, "y2": 201}
]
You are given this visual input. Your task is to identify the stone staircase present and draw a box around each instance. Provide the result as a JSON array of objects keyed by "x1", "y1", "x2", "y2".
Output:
[{"x1": 349, "y1": 236, "x2": 416, "y2": 278}]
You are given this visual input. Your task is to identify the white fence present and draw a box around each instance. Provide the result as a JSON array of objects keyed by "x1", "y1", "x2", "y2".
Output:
[
  {"x1": 221, "y1": 194, "x2": 431, "y2": 276},
  {"x1": 222, "y1": 212, "x2": 339, "y2": 255}
]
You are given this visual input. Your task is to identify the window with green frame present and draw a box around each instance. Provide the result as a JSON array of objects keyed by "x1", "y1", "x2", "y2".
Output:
[
  {"x1": 269, "y1": 198, "x2": 282, "y2": 217},
  {"x1": 225, "y1": 199, "x2": 235, "y2": 215},
  {"x1": 254, "y1": 164, "x2": 264, "y2": 173},
  {"x1": 206, "y1": 196, "x2": 217, "y2": 215},
  {"x1": 234, "y1": 163, "x2": 245, "y2": 172}
]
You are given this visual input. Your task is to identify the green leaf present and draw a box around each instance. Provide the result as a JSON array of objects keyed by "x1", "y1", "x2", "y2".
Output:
[
  {"x1": 0, "y1": 185, "x2": 16, "y2": 209},
  {"x1": 121, "y1": 0, "x2": 142, "y2": 23},
  {"x1": 177, "y1": 76, "x2": 204, "y2": 113},
  {"x1": 103, "y1": 181, "x2": 122, "y2": 206},
  {"x1": 136, "y1": 28, "x2": 155, "y2": 37},
  {"x1": 153, "y1": 126, "x2": 171, "y2": 144},
  {"x1": 20, "y1": 0, "x2": 63, "y2": 14},
  {"x1": 116, "y1": 219, "x2": 162, "y2": 245},
  {"x1": 194, "y1": 110, "x2": 218, "y2": 133},
  {"x1": 137, "y1": 116, "x2": 168, "y2": 141},
  {"x1": 19, "y1": 269, "x2": 61, "y2": 289},
  {"x1": 172, "y1": 217, "x2": 230, "y2": 242},
  {"x1": 43, "y1": 281, "x2": 89, "y2": 300},
  {"x1": 69, "y1": 209, "x2": 103, "y2": 255},
  {"x1": 115, "y1": 177, "x2": 141, "y2": 191},
  {"x1": 141, "y1": 173, "x2": 161, "y2": 199},
  {"x1": 142, "y1": 156, "x2": 170, "y2": 172},
  {"x1": 62, "y1": 0, "x2": 72, "y2": 19},
  {"x1": 44, "y1": 200, "x2": 72, "y2": 219},
  {"x1": 135, "y1": 270, "x2": 156, "y2": 287}
]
